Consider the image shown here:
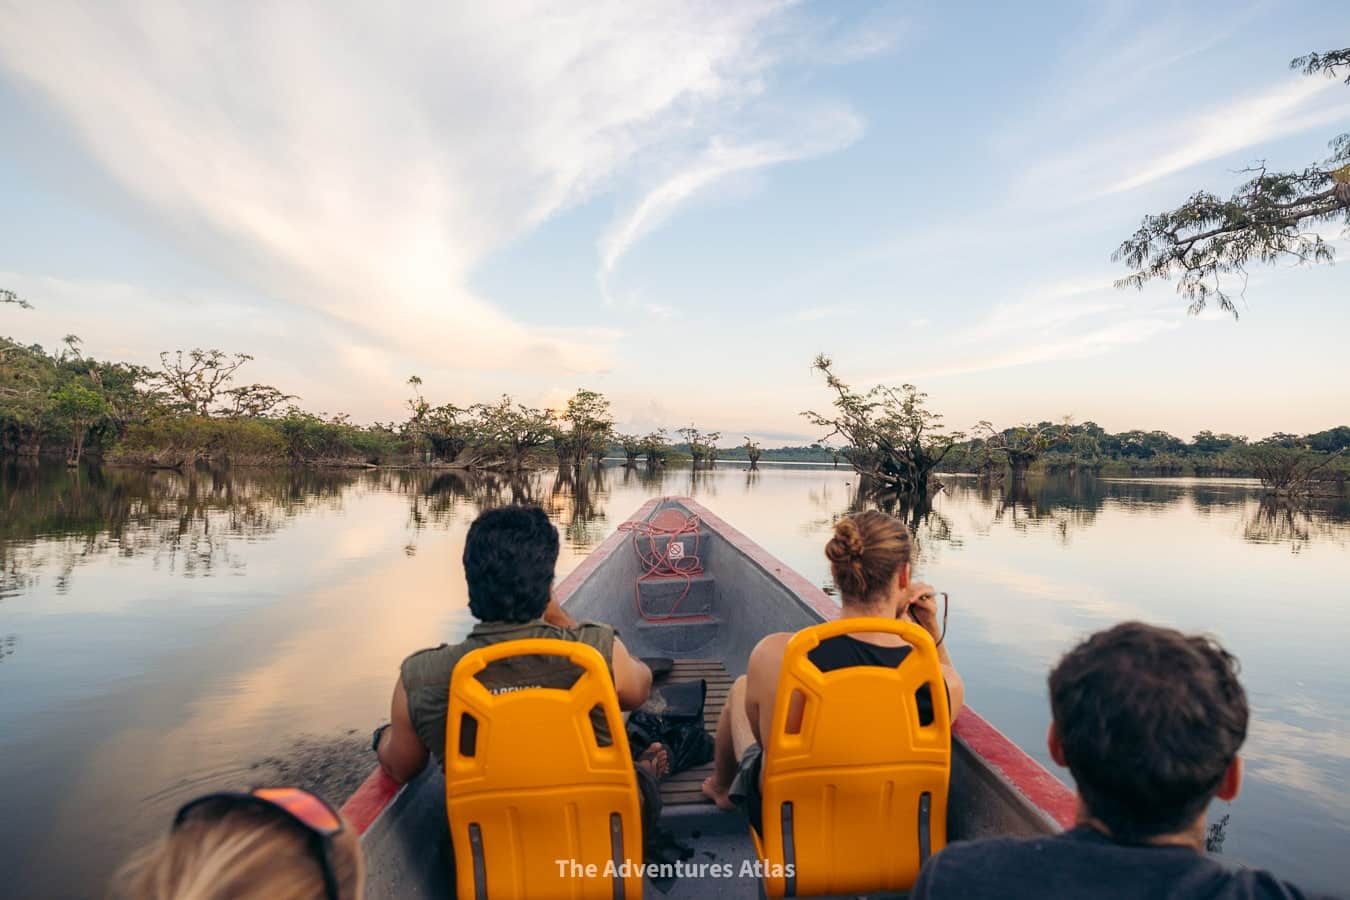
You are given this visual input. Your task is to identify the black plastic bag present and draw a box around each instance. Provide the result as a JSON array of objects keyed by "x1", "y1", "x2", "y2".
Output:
[{"x1": 627, "y1": 679, "x2": 715, "y2": 776}]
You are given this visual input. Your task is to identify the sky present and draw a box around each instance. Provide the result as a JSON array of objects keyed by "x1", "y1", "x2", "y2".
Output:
[{"x1": 0, "y1": 0, "x2": 1347, "y2": 444}]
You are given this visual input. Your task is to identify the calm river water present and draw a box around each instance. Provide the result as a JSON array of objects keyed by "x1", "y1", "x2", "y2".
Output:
[{"x1": 1, "y1": 462, "x2": 1347, "y2": 897}]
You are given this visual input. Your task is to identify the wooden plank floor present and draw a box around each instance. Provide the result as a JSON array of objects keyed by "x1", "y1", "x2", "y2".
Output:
[{"x1": 657, "y1": 658, "x2": 732, "y2": 806}]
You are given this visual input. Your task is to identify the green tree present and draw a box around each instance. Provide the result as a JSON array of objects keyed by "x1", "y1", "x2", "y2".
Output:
[
  {"x1": 1115, "y1": 48, "x2": 1350, "y2": 315},
  {"x1": 50, "y1": 380, "x2": 110, "y2": 464},
  {"x1": 618, "y1": 433, "x2": 645, "y2": 466},
  {"x1": 678, "y1": 425, "x2": 722, "y2": 466},
  {"x1": 560, "y1": 389, "x2": 613, "y2": 469},
  {"x1": 403, "y1": 376, "x2": 472, "y2": 462},
  {"x1": 641, "y1": 429, "x2": 669, "y2": 468},
  {"x1": 803, "y1": 354, "x2": 961, "y2": 498},
  {"x1": 472, "y1": 396, "x2": 556, "y2": 470},
  {"x1": 1240, "y1": 444, "x2": 1346, "y2": 496},
  {"x1": 972, "y1": 420, "x2": 1070, "y2": 481}
]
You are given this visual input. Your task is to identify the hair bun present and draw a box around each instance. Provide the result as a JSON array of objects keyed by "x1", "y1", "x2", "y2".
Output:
[{"x1": 826, "y1": 518, "x2": 866, "y2": 563}]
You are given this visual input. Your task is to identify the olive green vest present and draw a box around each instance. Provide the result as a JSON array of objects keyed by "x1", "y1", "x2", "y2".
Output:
[{"x1": 400, "y1": 618, "x2": 617, "y2": 769}]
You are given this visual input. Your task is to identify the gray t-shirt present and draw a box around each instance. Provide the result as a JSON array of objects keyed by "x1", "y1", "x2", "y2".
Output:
[{"x1": 912, "y1": 826, "x2": 1334, "y2": 900}]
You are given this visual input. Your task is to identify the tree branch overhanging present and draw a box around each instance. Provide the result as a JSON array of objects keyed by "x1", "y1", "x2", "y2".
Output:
[{"x1": 1114, "y1": 47, "x2": 1350, "y2": 316}]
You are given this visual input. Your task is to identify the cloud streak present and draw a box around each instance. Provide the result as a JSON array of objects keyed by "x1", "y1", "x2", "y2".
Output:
[
  {"x1": 0, "y1": 1, "x2": 835, "y2": 383},
  {"x1": 599, "y1": 107, "x2": 865, "y2": 291},
  {"x1": 1100, "y1": 77, "x2": 1350, "y2": 196}
]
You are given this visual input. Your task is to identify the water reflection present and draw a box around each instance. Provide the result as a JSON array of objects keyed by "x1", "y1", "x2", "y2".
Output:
[
  {"x1": 1, "y1": 460, "x2": 1348, "y2": 895},
  {"x1": 1, "y1": 464, "x2": 352, "y2": 598},
  {"x1": 4, "y1": 463, "x2": 1348, "y2": 598}
]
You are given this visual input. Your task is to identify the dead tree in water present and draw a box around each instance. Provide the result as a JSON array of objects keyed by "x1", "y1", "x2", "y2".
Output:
[{"x1": 803, "y1": 355, "x2": 961, "y2": 499}]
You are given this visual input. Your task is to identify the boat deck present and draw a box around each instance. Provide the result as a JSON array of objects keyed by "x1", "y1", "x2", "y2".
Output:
[{"x1": 658, "y1": 657, "x2": 731, "y2": 808}]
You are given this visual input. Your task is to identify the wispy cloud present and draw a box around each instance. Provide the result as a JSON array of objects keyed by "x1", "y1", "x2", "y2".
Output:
[
  {"x1": 875, "y1": 316, "x2": 1181, "y2": 382},
  {"x1": 0, "y1": 1, "x2": 829, "y2": 382},
  {"x1": 599, "y1": 107, "x2": 865, "y2": 291},
  {"x1": 1100, "y1": 77, "x2": 1350, "y2": 196},
  {"x1": 864, "y1": 276, "x2": 1181, "y2": 383}
]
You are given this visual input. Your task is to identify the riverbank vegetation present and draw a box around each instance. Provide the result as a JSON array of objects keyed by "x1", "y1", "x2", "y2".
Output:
[
  {"x1": 2, "y1": 324, "x2": 1345, "y2": 499},
  {"x1": 803, "y1": 354, "x2": 1348, "y2": 499}
]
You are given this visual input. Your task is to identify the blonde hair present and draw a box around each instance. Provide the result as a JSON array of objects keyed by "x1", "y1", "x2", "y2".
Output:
[
  {"x1": 824, "y1": 511, "x2": 913, "y2": 604},
  {"x1": 110, "y1": 805, "x2": 363, "y2": 900}
]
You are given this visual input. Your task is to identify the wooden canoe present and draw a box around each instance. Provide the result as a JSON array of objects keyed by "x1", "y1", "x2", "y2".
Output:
[{"x1": 342, "y1": 496, "x2": 1076, "y2": 899}]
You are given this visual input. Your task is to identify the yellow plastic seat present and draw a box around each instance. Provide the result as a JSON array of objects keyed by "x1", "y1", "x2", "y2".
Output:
[
  {"x1": 446, "y1": 639, "x2": 643, "y2": 899},
  {"x1": 751, "y1": 618, "x2": 951, "y2": 897}
]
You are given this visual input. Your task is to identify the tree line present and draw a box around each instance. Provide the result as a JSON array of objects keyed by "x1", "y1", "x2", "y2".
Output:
[
  {"x1": 3, "y1": 326, "x2": 1345, "y2": 500},
  {"x1": 803, "y1": 355, "x2": 1348, "y2": 498},
  {"x1": 0, "y1": 328, "x2": 742, "y2": 471}
]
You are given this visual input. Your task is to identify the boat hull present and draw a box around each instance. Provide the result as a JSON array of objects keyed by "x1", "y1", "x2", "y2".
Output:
[{"x1": 345, "y1": 496, "x2": 1075, "y2": 898}]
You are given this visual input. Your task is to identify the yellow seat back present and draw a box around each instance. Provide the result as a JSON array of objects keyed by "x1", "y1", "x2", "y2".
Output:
[
  {"x1": 752, "y1": 618, "x2": 951, "y2": 897},
  {"x1": 446, "y1": 639, "x2": 643, "y2": 899}
]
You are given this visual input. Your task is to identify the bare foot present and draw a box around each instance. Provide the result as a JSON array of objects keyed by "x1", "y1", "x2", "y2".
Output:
[
  {"x1": 701, "y1": 775, "x2": 735, "y2": 811},
  {"x1": 636, "y1": 743, "x2": 670, "y2": 780}
]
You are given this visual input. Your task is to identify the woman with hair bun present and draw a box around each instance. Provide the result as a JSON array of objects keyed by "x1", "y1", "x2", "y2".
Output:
[{"x1": 702, "y1": 510, "x2": 964, "y2": 819}]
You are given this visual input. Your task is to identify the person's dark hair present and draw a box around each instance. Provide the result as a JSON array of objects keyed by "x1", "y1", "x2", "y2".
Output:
[
  {"x1": 1049, "y1": 621, "x2": 1248, "y2": 843},
  {"x1": 824, "y1": 511, "x2": 913, "y2": 605},
  {"x1": 463, "y1": 505, "x2": 559, "y2": 623}
]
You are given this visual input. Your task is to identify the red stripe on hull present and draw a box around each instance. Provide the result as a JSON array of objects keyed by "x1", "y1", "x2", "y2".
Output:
[{"x1": 340, "y1": 768, "x2": 402, "y2": 835}]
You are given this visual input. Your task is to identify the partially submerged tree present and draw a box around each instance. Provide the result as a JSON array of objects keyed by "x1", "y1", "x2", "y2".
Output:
[
  {"x1": 560, "y1": 389, "x2": 613, "y2": 470},
  {"x1": 803, "y1": 354, "x2": 961, "y2": 498},
  {"x1": 1240, "y1": 443, "x2": 1346, "y2": 497},
  {"x1": 743, "y1": 436, "x2": 762, "y2": 469},
  {"x1": 618, "y1": 433, "x2": 644, "y2": 466},
  {"x1": 641, "y1": 429, "x2": 669, "y2": 468},
  {"x1": 472, "y1": 396, "x2": 556, "y2": 471},
  {"x1": 1114, "y1": 48, "x2": 1350, "y2": 315},
  {"x1": 972, "y1": 421, "x2": 1071, "y2": 481},
  {"x1": 404, "y1": 376, "x2": 472, "y2": 463},
  {"x1": 679, "y1": 425, "x2": 722, "y2": 466}
]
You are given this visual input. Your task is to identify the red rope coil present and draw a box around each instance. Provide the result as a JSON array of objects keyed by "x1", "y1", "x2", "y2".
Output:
[{"x1": 618, "y1": 505, "x2": 704, "y2": 620}]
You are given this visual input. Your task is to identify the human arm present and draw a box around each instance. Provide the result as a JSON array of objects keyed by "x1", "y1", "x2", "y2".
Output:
[
  {"x1": 611, "y1": 636, "x2": 653, "y2": 710},
  {"x1": 901, "y1": 583, "x2": 966, "y2": 721},
  {"x1": 375, "y1": 676, "x2": 430, "y2": 785}
]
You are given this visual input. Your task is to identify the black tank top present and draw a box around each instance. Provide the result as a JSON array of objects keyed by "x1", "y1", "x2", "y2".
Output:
[{"x1": 807, "y1": 634, "x2": 937, "y2": 726}]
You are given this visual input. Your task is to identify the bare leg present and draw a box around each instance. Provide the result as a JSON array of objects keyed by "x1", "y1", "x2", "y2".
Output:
[{"x1": 702, "y1": 675, "x2": 754, "y2": 810}]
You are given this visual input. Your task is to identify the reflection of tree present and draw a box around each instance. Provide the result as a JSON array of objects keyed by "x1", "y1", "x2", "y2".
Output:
[
  {"x1": 0, "y1": 633, "x2": 17, "y2": 663},
  {"x1": 687, "y1": 464, "x2": 717, "y2": 498},
  {"x1": 1243, "y1": 497, "x2": 1349, "y2": 552},
  {"x1": 0, "y1": 462, "x2": 354, "y2": 594},
  {"x1": 952, "y1": 474, "x2": 1115, "y2": 544},
  {"x1": 846, "y1": 478, "x2": 960, "y2": 561},
  {"x1": 546, "y1": 465, "x2": 610, "y2": 549}
]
